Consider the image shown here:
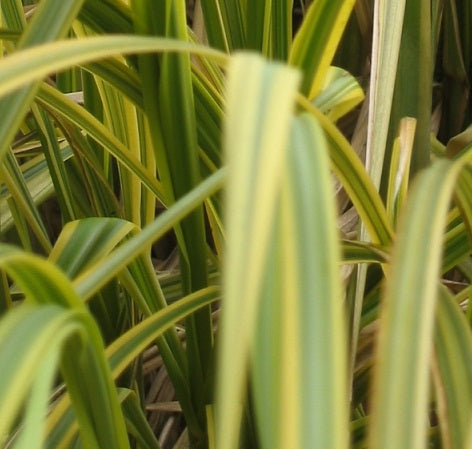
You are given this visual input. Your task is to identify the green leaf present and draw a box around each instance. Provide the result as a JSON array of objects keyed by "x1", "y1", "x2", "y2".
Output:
[
  {"x1": 82, "y1": 58, "x2": 143, "y2": 108},
  {"x1": 1, "y1": 150, "x2": 52, "y2": 252},
  {"x1": 79, "y1": 0, "x2": 133, "y2": 34},
  {"x1": 49, "y1": 218, "x2": 135, "y2": 278},
  {"x1": 312, "y1": 65, "x2": 365, "y2": 122},
  {"x1": 245, "y1": 0, "x2": 271, "y2": 53},
  {"x1": 198, "y1": 0, "x2": 230, "y2": 51},
  {"x1": 0, "y1": 303, "x2": 129, "y2": 449},
  {"x1": 252, "y1": 113, "x2": 349, "y2": 449},
  {"x1": 366, "y1": 0, "x2": 406, "y2": 189},
  {"x1": 46, "y1": 217, "x2": 204, "y2": 433},
  {"x1": 270, "y1": 0, "x2": 292, "y2": 60},
  {"x1": 0, "y1": 36, "x2": 226, "y2": 103},
  {"x1": 155, "y1": 5, "x2": 213, "y2": 423},
  {"x1": 44, "y1": 287, "x2": 220, "y2": 448},
  {"x1": 341, "y1": 240, "x2": 388, "y2": 264},
  {"x1": 285, "y1": 114, "x2": 348, "y2": 449},
  {"x1": 387, "y1": 0, "x2": 432, "y2": 176},
  {"x1": 300, "y1": 97, "x2": 393, "y2": 245},
  {"x1": 205, "y1": 0, "x2": 245, "y2": 51},
  {"x1": 37, "y1": 83, "x2": 167, "y2": 206},
  {"x1": 0, "y1": 0, "x2": 85, "y2": 165},
  {"x1": 289, "y1": 0, "x2": 356, "y2": 99},
  {"x1": 0, "y1": 304, "x2": 79, "y2": 442},
  {"x1": 11, "y1": 348, "x2": 59, "y2": 449},
  {"x1": 438, "y1": 0, "x2": 470, "y2": 140},
  {"x1": 385, "y1": 117, "x2": 416, "y2": 224},
  {"x1": 369, "y1": 157, "x2": 466, "y2": 449},
  {"x1": 74, "y1": 167, "x2": 225, "y2": 300},
  {"x1": 0, "y1": 246, "x2": 129, "y2": 448},
  {"x1": 433, "y1": 286, "x2": 472, "y2": 449},
  {"x1": 33, "y1": 104, "x2": 78, "y2": 222},
  {"x1": 120, "y1": 389, "x2": 162, "y2": 449},
  {"x1": 106, "y1": 287, "x2": 219, "y2": 378},
  {"x1": 216, "y1": 53, "x2": 300, "y2": 449}
]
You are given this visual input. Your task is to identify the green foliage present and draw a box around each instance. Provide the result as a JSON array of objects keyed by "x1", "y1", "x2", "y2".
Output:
[{"x1": 0, "y1": 1, "x2": 472, "y2": 449}]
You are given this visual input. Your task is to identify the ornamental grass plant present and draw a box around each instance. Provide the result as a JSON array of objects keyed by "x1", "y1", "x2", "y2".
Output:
[{"x1": 1, "y1": 1, "x2": 472, "y2": 449}]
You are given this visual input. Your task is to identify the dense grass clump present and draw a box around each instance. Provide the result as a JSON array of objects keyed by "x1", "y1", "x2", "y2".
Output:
[{"x1": 1, "y1": 1, "x2": 472, "y2": 449}]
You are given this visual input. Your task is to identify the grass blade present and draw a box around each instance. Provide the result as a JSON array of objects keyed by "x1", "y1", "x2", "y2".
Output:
[
  {"x1": 155, "y1": 5, "x2": 212, "y2": 428},
  {"x1": 252, "y1": 113, "x2": 348, "y2": 449},
  {"x1": 299, "y1": 97, "x2": 393, "y2": 245},
  {"x1": 216, "y1": 53, "x2": 300, "y2": 449},
  {"x1": 74, "y1": 168, "x2": 225, "y2": 300},
  {"x1": 0, "y1": 36, "x2": 226, "y2": 101},
  {"x1": 0, "y1": 246, "x2": 131, "y2": 449},
  {"x1": 1, "y1": 150, "x2": 52, "y2": 252},
  {"x1": 312, "y1": 66, "x2": 365, "y2": 122},
  {"x1": 270, "y1": 0, "x2": 292, "y2": 60},
  {"x1": 37, "y1": 83, "x2": 166, "y2": 205},
  {"x1": 44, "y1": 287, "x2": 220, "y2": 448},
  {"x1": 285, "y1": 113, "x2": 348, "y2": 449},
  {"x1": 289, "y1": 0, "x2": 356, "y2": 99},
  {"x1": 387, "y1": 0, "x2": 432, "y2": 176},
  {"x1": 48, "y1": 218, "x2": 135, "y2": 278},
  {"x1": 0, "y1": 0, "x2": 85, "y2": 163},
  {"x1": 120, "y1": 389, "x2": 162, "y2": 449},
  {"x1": 366, "y1": 0, "x2": 406, "y2": 189},
  {"x1": 11, "y1": 348, "x2": 59, "y2": 449},
  {"x1": 433, "y1": 286, "x2": 472, "y2": 449},
  {"x1": 369, "y1": 157, "x2": 465, "y2": 449}
]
